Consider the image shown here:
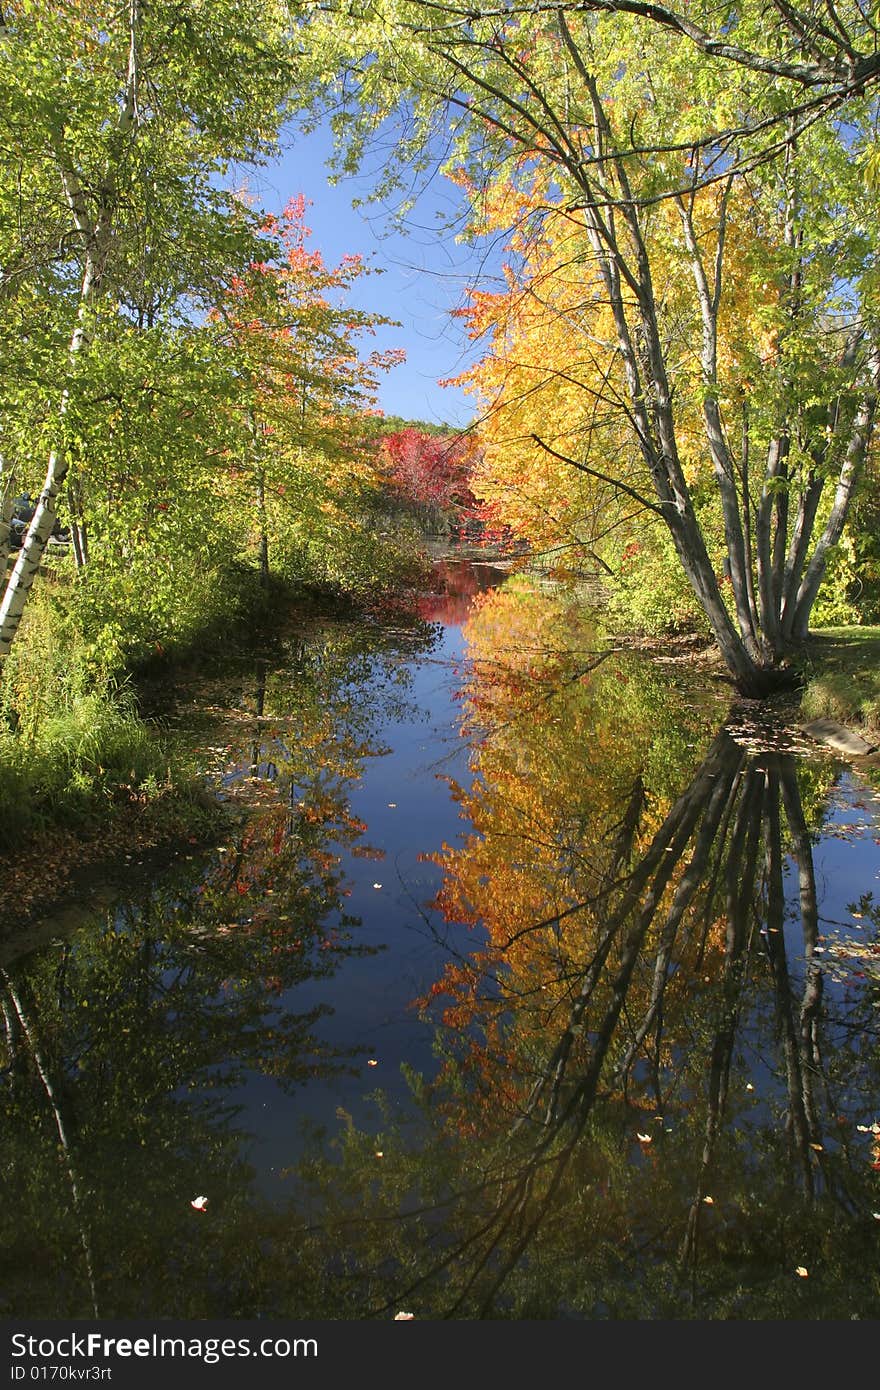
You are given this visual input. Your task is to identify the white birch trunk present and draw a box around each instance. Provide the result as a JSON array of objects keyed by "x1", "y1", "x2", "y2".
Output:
[
  {"x1": 0, "y1": 280, "x2": 94, "y2": 657},
  {"x1": 790, "y1": 354, "x2": 879, "y2": 637},
  {"x1": 0, "y1": 0, "x2": 140, "y2": 661}
]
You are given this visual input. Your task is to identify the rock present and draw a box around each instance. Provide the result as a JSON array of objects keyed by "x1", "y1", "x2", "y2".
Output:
[{"x1": 800, "y1": 718, "x2": 878, "y2": 757}]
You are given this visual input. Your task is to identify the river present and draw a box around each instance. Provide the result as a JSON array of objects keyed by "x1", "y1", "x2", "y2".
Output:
[{"x1": 1, "y1": 558, "x2": 878, "y2": 1319}]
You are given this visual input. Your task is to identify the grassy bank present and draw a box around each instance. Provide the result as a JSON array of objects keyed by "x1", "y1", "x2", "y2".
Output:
[
  {"x1": 799, "y1": 626, "x2": 880, "y2": 740},
  {"x1": 0, "y1": 530, "x2": 425, "y2": 863}
]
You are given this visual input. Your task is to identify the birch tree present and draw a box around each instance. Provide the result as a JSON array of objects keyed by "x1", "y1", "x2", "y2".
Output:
[{"x1": 0, "y1": 0, "x2": 299, "y2": 659}]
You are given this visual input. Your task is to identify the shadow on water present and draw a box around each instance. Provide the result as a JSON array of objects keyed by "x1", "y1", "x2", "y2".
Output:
[{"x1": 0, "y1": 569, "x2": 878, "y2": 1318}]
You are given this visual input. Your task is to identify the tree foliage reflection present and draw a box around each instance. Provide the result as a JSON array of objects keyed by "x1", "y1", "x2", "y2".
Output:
[
  {"x1": 297, "y1": 585, "x2": 880, "y2": 1319},
  {"x1": 2, "y1": 583, "x2": 878, "y2": 1318}
]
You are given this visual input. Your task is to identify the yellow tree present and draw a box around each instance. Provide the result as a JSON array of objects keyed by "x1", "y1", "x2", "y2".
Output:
[
  {"x1": 302, "y1": 0, "x2": 880, "y2": 693},
  {"x1": 457, "y1": 178, "x2": 804, "y2": 628}
]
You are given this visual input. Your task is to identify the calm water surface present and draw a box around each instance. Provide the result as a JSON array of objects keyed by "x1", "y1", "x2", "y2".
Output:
[{"x1": 1, "y1": 560, "x2": 878, "y2": 1319}]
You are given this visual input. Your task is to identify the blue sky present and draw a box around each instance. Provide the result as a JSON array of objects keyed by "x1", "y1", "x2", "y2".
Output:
[{"x1": 238, "y1": 118, "x2": 502, "y2": 429}]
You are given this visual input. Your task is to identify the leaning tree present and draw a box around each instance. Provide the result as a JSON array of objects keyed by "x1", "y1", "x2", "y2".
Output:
[{"x1": 300, "y1": 0, "x2": 880, "y2": 693}]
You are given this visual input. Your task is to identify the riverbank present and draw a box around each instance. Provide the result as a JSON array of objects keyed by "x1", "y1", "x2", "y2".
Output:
[
  {"x1": 799, "y1": 626, "x2": 880, "y2": 742},
  {"x1": 600, "y1": 618, "x2": 880, "y2": 749},
  {"x1": 0, "y1": 786, "x2": 226, "y2": 953},
  {"x1": 0, "y1": 571, "x2": 423, "y2": 927},
  {"x1": 3, "y1": 560, "x2": 879, "y2": 929}
]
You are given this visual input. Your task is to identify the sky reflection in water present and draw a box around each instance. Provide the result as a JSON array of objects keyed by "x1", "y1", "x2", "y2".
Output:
[{"x1": 1, "y1": 561, "x2": 878, "y2": 1319}]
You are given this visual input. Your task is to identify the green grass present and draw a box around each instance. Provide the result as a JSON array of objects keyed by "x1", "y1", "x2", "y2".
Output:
[
  {"x1": 798, "y1": 625, "x2": 880, "y2": 737},
  {"x1": 0, "y1": 689, "x2": 175, "y2": 849}
]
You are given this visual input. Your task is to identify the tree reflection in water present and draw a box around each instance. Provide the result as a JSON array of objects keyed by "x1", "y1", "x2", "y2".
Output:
[
  {"x1": 1, "y1": 580, "x2": 878, "y2": 1319},
  {"x1": 0, "y1": 616, "x2": 434, "y2": 1318},
  {"x1": 299, "y1": 588, "x2": 880, "y2": 1320},
  {"x1": 311, "y1": 744, "x2": 879, "y2": 1318}
]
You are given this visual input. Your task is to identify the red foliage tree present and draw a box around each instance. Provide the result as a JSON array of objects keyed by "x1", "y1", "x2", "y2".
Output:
[{"x1": 380, "y1": 428, "x2": 479, "y2": 514}]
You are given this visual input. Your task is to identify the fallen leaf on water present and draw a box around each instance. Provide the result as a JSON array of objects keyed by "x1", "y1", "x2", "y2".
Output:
[{"x1": 190, "y1": 1196, "x2": 208, "y2": 1212}]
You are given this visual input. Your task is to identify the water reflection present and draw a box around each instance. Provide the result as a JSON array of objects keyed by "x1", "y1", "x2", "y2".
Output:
[
  {"x1": 0, "y1": 615, "x2": 439, "y2": 1317},
  {"x1": 398, "y1": 729, "x2": 879, "y2": 1317},
  {"x1": 299, "y1": 583, "x2": 880, "y2": 1319},
  {"x1": 1, "y1": 573, "x2": 878, "y2": 1319}
]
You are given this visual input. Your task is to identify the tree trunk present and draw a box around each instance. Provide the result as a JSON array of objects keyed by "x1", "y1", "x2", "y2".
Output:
[
  {"x1": 790, "y1": 365, "x2": 879, "y2": 639},
  {"x1": 67, "y1": 478, "x2": 90, "y2": 571},
  {"x1": 0, "y1": 0, "x2": 140, "y2": 663},
  {"x1": 257, "y1": 466, "x2": 269, "y2": 589},
  {"x1": 0, "y1": 284, "x2": 93, "y2": 658}
]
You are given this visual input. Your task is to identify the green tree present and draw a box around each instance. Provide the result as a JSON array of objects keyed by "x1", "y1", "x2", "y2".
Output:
[{"x1": 0, "y1": 0, "x2": 298, "y2": 659}]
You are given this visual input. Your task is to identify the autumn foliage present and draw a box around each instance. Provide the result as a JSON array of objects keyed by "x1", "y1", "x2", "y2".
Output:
[{"x1": 379, "y1": 428, "x2": 480, "y2": 518}]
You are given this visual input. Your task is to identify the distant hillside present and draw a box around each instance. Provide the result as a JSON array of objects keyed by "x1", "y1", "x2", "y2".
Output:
[{"x1": 370, "y1": 415, "x2": 457, "y2": 437}]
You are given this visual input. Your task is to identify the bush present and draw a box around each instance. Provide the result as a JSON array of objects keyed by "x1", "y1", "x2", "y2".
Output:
[{"x1": 601, "y1": 521, "x2": 708, "y2": 637}]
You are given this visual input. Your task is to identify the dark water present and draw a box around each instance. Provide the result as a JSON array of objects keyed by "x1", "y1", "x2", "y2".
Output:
[{"x1": 1, "y1": 560, "x2": 879, "y2": 1320}]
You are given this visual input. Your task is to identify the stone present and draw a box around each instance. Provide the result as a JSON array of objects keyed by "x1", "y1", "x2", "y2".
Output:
[{"x1": 800, "y1": 718, "x2": 878, "y2": 757}]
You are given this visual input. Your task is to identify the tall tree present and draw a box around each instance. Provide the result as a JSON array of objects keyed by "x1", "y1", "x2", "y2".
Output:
[
  {"x1": 303, "y1": 0, "x2": 880, "y2": 693},
  {"x1": 0, "y1": 0, "x2": 298, "y2": 659},
  {"x1": 214, "y1": 197, "x2": 405, "y2": 591}
]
